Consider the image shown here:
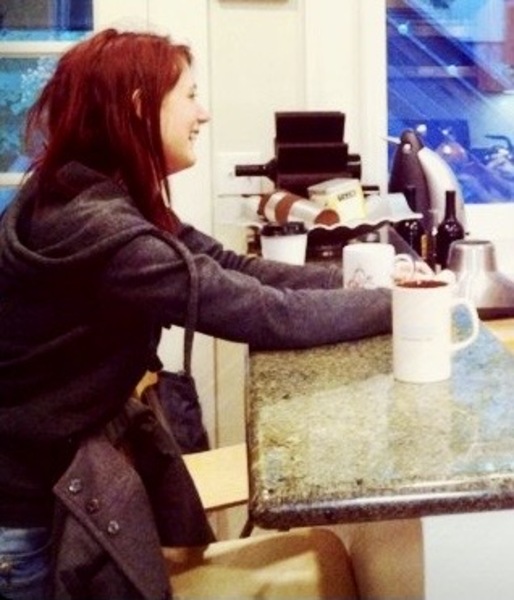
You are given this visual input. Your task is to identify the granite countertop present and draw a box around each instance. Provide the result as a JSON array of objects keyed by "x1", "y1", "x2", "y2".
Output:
[{"x1": 246, "y1": 319, "x2": 514, "y2": 529}]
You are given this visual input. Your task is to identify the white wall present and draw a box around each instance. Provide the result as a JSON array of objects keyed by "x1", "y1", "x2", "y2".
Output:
[
  {"x1": 210, "y1": 0, "x2": 306, "y2": 159},
  {"x1": 209, "y1": 0, "x2": 309, "y2": 445}
]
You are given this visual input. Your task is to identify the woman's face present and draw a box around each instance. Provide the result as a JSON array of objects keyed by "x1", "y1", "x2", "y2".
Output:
[{"x1": 160, "y1": 63, "x2": 210, "y2": 175}]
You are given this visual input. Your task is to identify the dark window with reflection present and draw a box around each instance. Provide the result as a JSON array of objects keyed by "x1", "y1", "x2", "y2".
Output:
[
  {"x1": 387, "y1": 0, "x2": 514, "y2": 204},
  {"x1": 0, "y1": 0, "x2": 92, "y2": 35}
]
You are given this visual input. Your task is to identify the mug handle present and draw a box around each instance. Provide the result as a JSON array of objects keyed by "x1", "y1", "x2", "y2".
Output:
[
  {"x1": 393, "y1": 254, "x2": 435, "y2": 283},
  {"x1": 393, "y1": 253, "x2": 415, "y2": 282},
  {"x1": 451, "y1": 297, "x2": 480, "y2": 353}
]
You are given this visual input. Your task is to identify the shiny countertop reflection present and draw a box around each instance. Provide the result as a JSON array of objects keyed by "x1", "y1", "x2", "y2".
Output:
[{"x1": 246, "y1": 319, "x2": 514, "y2": 529}]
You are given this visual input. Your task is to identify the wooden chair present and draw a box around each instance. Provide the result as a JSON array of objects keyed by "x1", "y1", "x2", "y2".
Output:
[{"x1": 182, "y1": 443, "x2": 248, "y2": 512}]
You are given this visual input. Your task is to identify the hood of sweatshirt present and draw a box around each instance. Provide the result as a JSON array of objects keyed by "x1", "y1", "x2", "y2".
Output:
[{"x1": 0, "y1": 163, "x2": 160, "y2": 293}]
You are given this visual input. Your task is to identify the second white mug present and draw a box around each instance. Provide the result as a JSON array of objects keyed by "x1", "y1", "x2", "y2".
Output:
[{"x1": 342, "y1": 243, "x2": 413, "y2": 289}]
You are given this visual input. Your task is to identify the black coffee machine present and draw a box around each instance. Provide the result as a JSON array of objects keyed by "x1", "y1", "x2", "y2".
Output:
[{"x1": 388, "y1": 128, "x2": 466, "y2": 230}]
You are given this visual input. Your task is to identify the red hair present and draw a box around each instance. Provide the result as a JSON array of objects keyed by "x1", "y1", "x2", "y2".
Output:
[{"x1": 25, "y1": 28, "x2": 193, "y2": 232}]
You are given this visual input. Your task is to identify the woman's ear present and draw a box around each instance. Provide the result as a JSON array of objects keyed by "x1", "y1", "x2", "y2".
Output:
[{"x1": 132, "y1": 89, "x2": 142, "y2": 118}]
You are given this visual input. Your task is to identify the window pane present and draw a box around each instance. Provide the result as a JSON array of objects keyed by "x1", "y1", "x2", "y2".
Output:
[
  {"x1": 0, "y1": 186, "x2": 17, "y2": 213},
  {"x1": 0, "y1": 0, "x2": 92, "y2": 38},
  {"x1": 0, "y1": 0, "x2": 92, "y2": 208},
  {"x1": 0, "y1": 56, "x2": 57, "y2": 171},
  {"x1": 387, "y1": 0, "x2": 514, "y2": 204}
]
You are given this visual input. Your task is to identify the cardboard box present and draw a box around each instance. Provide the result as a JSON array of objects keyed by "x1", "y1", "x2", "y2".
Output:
[{"x1": 308, "y1": 178, "x2": 366, "y2": 222}]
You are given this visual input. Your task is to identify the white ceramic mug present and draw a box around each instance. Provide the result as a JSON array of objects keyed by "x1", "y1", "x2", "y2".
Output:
[
  {"x1": 260, "y1": 221, "x2": 308, "y2": 265},
  {"x1": 392, "y1": 279, "x2": 480, "y2": 383},
  {"x1": 343, "y1": 243, "x2": 414, "y2": 289}
]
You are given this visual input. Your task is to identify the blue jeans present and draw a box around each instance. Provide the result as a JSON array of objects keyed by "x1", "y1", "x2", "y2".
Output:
[{"x1": 0, "y1": 527, "x2": 51, "y2": 600}]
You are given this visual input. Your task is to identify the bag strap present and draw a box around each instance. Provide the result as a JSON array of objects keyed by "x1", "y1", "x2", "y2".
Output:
[{"x1": 154, "y1": 231, "x2": 198, "y2": 376}]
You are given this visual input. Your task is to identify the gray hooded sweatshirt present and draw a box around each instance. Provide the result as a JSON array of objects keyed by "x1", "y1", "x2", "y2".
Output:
[{"x1": 0, "y1": 161, "x2": 391, "y2": 526}]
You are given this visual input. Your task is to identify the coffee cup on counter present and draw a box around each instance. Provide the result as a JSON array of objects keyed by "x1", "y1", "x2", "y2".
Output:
[
  {"x1": 342, "y1": 242, "x2": 415, "y2": 289},
  {"x1": 392, "y1": 279, "x2": 480, "y2": 383},
  {"x1": 260, "y1": 221, "x2": 308, "y2": 265}
]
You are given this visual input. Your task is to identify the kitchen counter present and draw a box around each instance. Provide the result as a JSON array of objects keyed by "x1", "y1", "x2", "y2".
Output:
[{"x1": 246, "y1": 318, "x2": 514, "y2": 530}]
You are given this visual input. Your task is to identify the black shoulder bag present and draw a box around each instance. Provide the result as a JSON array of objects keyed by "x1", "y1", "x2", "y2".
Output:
[{"x1": 142, "y1": 235, "x2": 210, "y2": 454}]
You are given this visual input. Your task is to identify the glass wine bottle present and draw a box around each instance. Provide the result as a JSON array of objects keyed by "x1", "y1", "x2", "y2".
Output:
[
  {"x1": 421, "y1": 208, "x2": 439, "y2": 272},
  {"x1": 235, "y1": 159, "x2": 277, "y2": 182},
  {"x1": 436, "y1": 190, "x2": 465, "y2": 269},
  {"x1": 394, "y1": 186, "x2": 425, "y2": 256}
]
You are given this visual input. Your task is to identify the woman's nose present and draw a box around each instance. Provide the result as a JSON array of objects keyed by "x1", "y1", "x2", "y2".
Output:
[{"x1": 198, "y1": 104, "x2": 210, "y2": 124}]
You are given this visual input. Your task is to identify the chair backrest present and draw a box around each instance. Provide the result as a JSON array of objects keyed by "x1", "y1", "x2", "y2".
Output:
[{"x1": 182, "y1": 443, "x2": 248, "y2": 512}]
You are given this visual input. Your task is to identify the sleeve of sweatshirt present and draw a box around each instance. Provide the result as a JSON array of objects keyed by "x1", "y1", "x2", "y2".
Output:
[
  {"x1": 98, "y1": 230, "x2": 391, "y2": 351},
  {"x1": 178, "y1": 223, "x2": 343, "y2": 290}
]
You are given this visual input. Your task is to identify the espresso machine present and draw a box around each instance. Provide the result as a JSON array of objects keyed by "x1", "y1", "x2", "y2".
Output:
[{"x1": 388, "y1": 128, "x2": 466, "y2": 230}]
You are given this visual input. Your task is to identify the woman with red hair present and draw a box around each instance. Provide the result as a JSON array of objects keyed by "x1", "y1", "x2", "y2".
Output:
[{"x1": 0, "y1": 28, "x2": 420, "y2": 600}]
